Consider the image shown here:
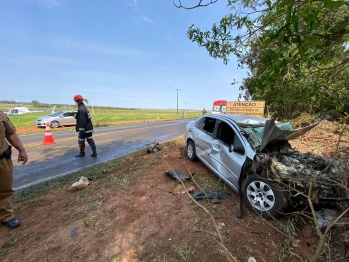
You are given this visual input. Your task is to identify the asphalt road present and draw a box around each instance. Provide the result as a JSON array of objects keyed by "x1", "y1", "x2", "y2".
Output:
[{"x1": 13, "y1": 119, "x2": 194, "y2": 191}]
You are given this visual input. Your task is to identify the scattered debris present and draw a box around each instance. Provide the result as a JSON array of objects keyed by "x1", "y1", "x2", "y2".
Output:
[
  {"x1": 87, "y1": 171, "x2": 99, "y2": 181},
  {"x1": 315, "y1": 208, "x2": 349, "y2": 228},
  {"x1": 193, "y1": 190, "x2": 231, "y2": 200},
  {"x1": 71, "y1": 176, "x2": 90, "y2": 189},
  {"x1": 147, "y1": 142, "x2": 161, "y2": 154},
  {"x1": 171, "y1": 182, "x2": 195, "y2": 195},
  {"x1": 71, "y1": 226, "x2": 79, "y2": 236},
  {"x1": 165, "y1": 169, "x2": 190, "y2": 182},
  {"x1": 217, "y1": 222, "x2": 225, "y2": 230}
]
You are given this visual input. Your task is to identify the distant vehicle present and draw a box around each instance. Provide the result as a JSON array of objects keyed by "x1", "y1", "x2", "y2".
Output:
[
  {"x1": 212, "y1": 100, "x2": 227, "y2": 114},
  {"x1": 4, "y1": 107, "x2": 33, "y2": 115},
  {"x1": 36, "y1": 110, "x2": 77, "y2": 128},
  {"x1": 4, "y1": 105, "x2": 56, "y2": 116}
]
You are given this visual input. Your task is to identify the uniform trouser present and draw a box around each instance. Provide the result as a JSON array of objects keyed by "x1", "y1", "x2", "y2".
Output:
[
  {"x1": 78, "y1": 132, "x2": 96, "y2": 151},
  {"x1": 0, "y1": 158, "x2": 14, "y2": 222}
]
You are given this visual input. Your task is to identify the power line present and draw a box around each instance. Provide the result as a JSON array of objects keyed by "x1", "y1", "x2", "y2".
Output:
[
  {"x1": 0, "y1": 81, "x2": 173, "y2": 100},
  {"x1": 1, "y1": 94, "x2": 172, "y2": 104}
]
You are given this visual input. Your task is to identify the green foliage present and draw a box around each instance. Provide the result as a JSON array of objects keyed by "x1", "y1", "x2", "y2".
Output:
[
  {"x1": 171, "y1": 241, "x2": 200, "y2": 260},
  {"x1": 185, "y1": 0, "x2": 349, "y2": 119}
]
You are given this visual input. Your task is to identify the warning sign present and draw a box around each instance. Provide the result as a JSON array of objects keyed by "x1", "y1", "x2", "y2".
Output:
[{"x1": 226, "y1": 101, "x2": 265, "y2": 117}]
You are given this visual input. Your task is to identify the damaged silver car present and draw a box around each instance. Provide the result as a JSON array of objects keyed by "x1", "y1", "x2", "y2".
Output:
[{"x1": 184, "y1": 114, "x2": 347, "y2": 218}]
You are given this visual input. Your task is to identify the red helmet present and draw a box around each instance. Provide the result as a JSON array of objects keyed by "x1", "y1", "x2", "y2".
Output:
[{"x1": 73, "y1": 94, "x2": 83, "y2": 102}]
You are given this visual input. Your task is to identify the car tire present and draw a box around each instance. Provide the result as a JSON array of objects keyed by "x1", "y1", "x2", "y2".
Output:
[
  {"x1": 186, "y1": 140, "x2": 197, "y2": 161},
  {"x1": 50, "y1": 121, "x2": 60, "y2": 128},
  {"x1": 242, "y1": 174, "x2": 287, "y2": 218}
]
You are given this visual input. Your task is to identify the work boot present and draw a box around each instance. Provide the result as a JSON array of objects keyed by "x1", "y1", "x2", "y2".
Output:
[
  {"x1": 75, "y1": 149, "x2": 85, "y2": 157},
  {"x1": 1, "y1": 218, "x2": 21, "y2": 229},
  {"x1": 90, "y1": 147, "x2": 97, "y2": 157}
]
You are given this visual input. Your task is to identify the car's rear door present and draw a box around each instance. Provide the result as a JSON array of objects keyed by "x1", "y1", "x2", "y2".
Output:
[
  {"x1": 209, "y1": 120, "x2": 246, "y2": 191},
  {"x1": 62, "y1": 112, "x2": 75, "y2": 126},
  {"x1": 193, "y1": 117, "x2": 217, "y2": 166}
]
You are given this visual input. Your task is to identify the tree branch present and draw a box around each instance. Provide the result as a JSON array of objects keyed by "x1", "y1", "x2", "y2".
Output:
[{"x1": 173, "y1": 0, "x2": 218, "y2": 9}]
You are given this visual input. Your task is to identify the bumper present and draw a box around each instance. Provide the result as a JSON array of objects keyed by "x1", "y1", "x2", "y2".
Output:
[{"x1": 36, "y1": 122, "x2": 49, "y2": 127}]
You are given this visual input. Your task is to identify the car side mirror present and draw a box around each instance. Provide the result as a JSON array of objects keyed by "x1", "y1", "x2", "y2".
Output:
[{"x1": 235, "y1": 147, "x2": 245, "y2": 155}]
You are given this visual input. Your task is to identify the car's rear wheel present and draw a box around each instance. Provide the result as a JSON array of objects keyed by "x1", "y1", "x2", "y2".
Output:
[
  {"x1": 242, "y1": 175, "x2": 287, "y2": 218},
  {"x1": 50, "y1": 121, "x2": 60, "y2": 128},
  {"x1": 186, "y1": 140, "x2": 197, "y2": 161}
]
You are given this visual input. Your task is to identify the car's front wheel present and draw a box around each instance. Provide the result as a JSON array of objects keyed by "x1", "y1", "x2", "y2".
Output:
[
  {"x1": 242, "y1": 175, "x2": 287, "y2": 218},
  {"x1": 186, "y1": 140, "x2": 197, "y2": 161},
  {"x1": 50, "y1": 121, "x2": 60, "y2": 128}
]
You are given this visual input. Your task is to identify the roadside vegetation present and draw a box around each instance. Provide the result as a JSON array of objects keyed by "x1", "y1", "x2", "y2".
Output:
[
  {"x1": 0, "y1": 103, "x2": 202, "y2": 135},
  {"x1": 179, "y1": 0, "x2": 349, "y2": 121}
]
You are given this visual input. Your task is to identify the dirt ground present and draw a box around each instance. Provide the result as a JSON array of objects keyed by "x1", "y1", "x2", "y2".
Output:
[{"x1": 0, "y1": 118, "x2": 348, "y2": 262}]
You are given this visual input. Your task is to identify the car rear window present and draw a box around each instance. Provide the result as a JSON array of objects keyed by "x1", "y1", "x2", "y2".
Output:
[{"x1": 197, "y1": 117, "x2": 216, "y2": 134}]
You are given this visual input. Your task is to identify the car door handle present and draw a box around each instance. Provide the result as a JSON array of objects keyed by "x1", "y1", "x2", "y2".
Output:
[
  {"x1": 195, "y1": 133, "x2": 200, "y2": 137},
  {"x1": 212, "y1": 140, "x2": 219, "y2": 148}
]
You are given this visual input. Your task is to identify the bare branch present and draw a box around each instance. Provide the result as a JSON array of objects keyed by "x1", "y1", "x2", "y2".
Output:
[{"x1": 173, "y1": 0, "x2": 218, "y2": 9}]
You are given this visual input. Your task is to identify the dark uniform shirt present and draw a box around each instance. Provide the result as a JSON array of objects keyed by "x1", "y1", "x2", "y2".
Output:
[
  {"x1": 0, "y1": 112, "x2": 16, "y2": 155},
  {"x1": 75, "y1": 103, "x2": 94, "y2": 133}
]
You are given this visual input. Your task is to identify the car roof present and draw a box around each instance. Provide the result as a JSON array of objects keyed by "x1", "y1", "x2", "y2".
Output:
[
  {"x1": 53, "y1": 110, "x2": 75, "y2": 113},
  {"x1": 206, "y1": 114, "x2": 269, "y2": 126}
]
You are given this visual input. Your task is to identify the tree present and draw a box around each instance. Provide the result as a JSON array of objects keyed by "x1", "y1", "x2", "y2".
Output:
[
  {"x1": 32, "y1": 100, "x2": 40, "y2": 107},
  {"x1": 175, "y1": 0, "x2": 349, "y2": 118}
]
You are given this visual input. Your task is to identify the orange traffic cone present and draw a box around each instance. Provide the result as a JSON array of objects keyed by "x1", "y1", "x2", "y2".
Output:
[{"x1": 42, "y1": 123, "x2": 56, "y2": 145}]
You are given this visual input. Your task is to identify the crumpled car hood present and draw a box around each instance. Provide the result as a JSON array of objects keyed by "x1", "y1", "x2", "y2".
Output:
[{"x1": 260, "y1": 115, "x2": 330, "y2": 151}]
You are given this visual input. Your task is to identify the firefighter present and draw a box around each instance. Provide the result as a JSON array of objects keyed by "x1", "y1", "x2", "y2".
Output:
[
  {"x1": 73, "y1": 94, "x2": 97, "y2": 157},
  {"x1": 0, "y1": 110, "x2": 28, "y2": 229}
]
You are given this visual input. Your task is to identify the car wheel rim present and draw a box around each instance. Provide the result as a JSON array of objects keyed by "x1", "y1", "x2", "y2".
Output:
[
  {"x1": 246, "y1": 181, "x2": 275, "y2": 211},
  {"x1": 52, "y1": 122, "x2": 58, "y2": 128},
  {"x1": 187, "y1": 143, "x2": 193, "y2": 158}
]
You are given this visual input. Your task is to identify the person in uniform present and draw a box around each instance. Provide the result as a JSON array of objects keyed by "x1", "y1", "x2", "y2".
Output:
[
  {"x1": 0, "y1": 110, "x2": 28, "y2": 229},
  {"x1": 73, "y1": 94, "x2": 97, "y2": 157}
]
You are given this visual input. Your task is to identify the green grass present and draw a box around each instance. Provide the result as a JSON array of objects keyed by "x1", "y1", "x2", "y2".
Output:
[{"x1": 1, "y1": 103, "x2": 202, "y2": 135}]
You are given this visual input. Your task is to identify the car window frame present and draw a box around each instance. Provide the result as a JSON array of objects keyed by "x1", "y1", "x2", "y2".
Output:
[
  {"x1": 62, "y1": 112, "x2": 74, "y2": 117},
  {"x1": 195, "y1": 117, "x2": 217, "y2": 137},
  {"x1": 215, "y1": 120, "x2": 235, "y2": 146},
  {"x1": 215, "y1": 120, "x2": 245, "y2": 156}
]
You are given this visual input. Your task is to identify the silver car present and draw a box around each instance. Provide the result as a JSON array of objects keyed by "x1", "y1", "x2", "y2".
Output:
[
  {"x1": 184, "y1": 114, "x2": 344, "y2": 218},
  {"x1": 36, "y1": 110, "x2": 77, "y2": 128}
]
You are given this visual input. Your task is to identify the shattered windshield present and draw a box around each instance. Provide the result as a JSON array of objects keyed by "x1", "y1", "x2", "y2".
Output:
[{"x1": 242, "y1": 122, "x2": 294, "y2": 148}]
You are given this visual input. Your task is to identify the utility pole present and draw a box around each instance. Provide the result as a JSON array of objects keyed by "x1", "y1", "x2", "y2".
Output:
[
  {"x1": 92, "y1": 97, "x2": 94, "y2": 114},
  {"x1": 175, "y1": 89, "x2": 180, "y2": 115}
]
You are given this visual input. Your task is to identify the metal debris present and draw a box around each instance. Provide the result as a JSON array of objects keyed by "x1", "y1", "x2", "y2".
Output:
[
  {"x1": 71, "y1": 226, "x2": 79, "y2": 236},
  {"x1": 147, "y1": 142, "x2": 161, "y2": 154},
  {"x1": 165, "y1": 169, "x2": 190, "y2": 182}
]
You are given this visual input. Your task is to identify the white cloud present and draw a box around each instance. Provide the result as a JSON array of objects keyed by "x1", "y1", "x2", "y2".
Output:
[
  {"x1": 10, "y1": 55, "x2": 83, "y2": 66},
  {"x1": 35, "y1": 0, "x2": 62, "y2": 9},
  {"x1": 141, "y1": 16, "x2": 153, "y2": 23},
  {"x1": 53, "y1": 34, "x2": 154, "y2": 57},
  {"x1": 130, "y1": 0, "x2": 154, "y2": 23}
]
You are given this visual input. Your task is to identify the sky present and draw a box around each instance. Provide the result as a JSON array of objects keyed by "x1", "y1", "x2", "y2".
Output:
[{"x1": 0, "y1": 0, "x2": 247, "y2": 110}]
